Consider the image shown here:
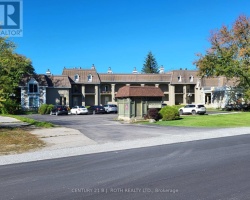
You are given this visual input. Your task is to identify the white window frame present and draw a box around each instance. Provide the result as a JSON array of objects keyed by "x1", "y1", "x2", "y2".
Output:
[
  {"x1": 88, "y1": 74, "x2": 93, "y2": 82},
  {"x1": 74, "y1": 74, "x2": 79, "y2": 82},
  {"x1": 190, "y1": 75, "x2": 194, "y2": 82},
  {"x1": 28, "y1": 78, "x2": 39, "y2": 94},
  {"x1": 178, "y1": 75, "x2": 182, "y2": 82}
]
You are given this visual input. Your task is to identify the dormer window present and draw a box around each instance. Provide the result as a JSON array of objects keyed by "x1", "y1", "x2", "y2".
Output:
[
  {"x1": 29, "y1": 83, "x2": 38, "y2": 93},
  {"x1": 189, "y1": 75, "x2": 194, "y2": 82},
  {"x1": 28, "y1": 78, "x2": 38, "y2": 93},
  {"x1": 88, "y1": 74, "x2": 93, "y2": 82},
  {"x1": 178, "y1": 75, "x2": 182, "y2": 82},
  {"x1": 74, "y1": 74, "x2": 79, "y2": 82}
]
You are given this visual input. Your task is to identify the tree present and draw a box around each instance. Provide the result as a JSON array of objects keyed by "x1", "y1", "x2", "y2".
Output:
[
  {"x1": 0, "y1": 37, "x2": 35, "y2": 113},
  {"x1": 194, "y1": 15, "x2": 250, "y2": 99},
  {"x1": 142, "y1": 51, "x2": 159, "y2": 73}
]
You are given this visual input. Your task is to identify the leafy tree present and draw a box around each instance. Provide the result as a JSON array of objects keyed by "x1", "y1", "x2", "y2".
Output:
[
  {"x1": 194, "y1": 15, "x2": 250, "y2": 100},
  {"x1": 142, "y1": 51, "x2": 159, "y2": 73},
  {"x1": 0, "y1": 37, "x2": 35, "y2": 113}
]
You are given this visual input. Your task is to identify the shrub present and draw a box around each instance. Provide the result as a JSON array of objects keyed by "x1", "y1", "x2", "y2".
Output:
[
  {"x1": 0, "y1": 99, "x2": 20, "y2": 114},
  {"x1": 38, "y1": 104, "x2": 54, "y2": 115},
  {"x1": 46, "y1": 104, "x2": 54, "y2": 114},
  {"x1": 147, "y1": 108, "x2": 161, "y2": 120},
  {"x1": 38, "y1": 104, "x2": 48, "y2": 114},
  {"x1": 159, "y1": 106, "x2": 180, "y2": 121}
]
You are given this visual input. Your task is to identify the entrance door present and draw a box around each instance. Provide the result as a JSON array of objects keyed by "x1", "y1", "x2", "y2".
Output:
[{"x1": 135, "y1": 99, "x2": 142, "y2": 117}]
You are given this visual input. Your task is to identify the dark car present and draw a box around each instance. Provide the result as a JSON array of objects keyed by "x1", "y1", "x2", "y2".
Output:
[
  {"x1": 88, "y1": 105, "x2": 106, "y2": 114},
  {"x1": 50, "y1": 105, "x2": 69, "y2": 115}
]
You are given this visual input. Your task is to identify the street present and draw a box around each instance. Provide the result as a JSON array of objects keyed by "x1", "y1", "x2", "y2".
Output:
[{"x1": 1, "y1": 134, "x2": 250, "y2": 200}]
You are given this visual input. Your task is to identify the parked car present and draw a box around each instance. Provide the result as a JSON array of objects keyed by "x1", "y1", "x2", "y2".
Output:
[
  {"x1": 70, "y1": 106, "x2": 88, "y2": 115},
  {"x1": 50, "y1": 105, "x2": 69, "y2": 116},
  {"x1": 88, "y1": 105, "x2": 106, "y2": 114},
  {"x1": 179, "y1": 104, "x2": 206, "y2": 115},
  {"x1": 224, "y1": 103, "x2": 250, "y2": 111},
  {"x1": 103, "y1": 104, "x2": 118, "y2": 113}
]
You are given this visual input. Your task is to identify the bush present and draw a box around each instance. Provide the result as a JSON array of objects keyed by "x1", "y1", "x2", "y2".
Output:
[
  {"x1": 38, "y1": 104, "x2": 54, "y2": 114},
  {"x1": 147, "y1": 108, "x2": 161, "y2": 120},
  {"x1": 46, "y1": 104, "x2": 54, "y2": 114},
  {"x1": 159, "y1": 106, "x2": 180, "y2": 121},
  {"x1": 0, "y1": 99, "x2": 20, "y2": 114}
]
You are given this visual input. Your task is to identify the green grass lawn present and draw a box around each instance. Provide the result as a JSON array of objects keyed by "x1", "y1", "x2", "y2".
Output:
[
  {"x1": 1, "y1": 114, "x2": 54, "y2": 128},
  {"x1": 152, "y1": 112, "x2": 250, "y2": 127}
]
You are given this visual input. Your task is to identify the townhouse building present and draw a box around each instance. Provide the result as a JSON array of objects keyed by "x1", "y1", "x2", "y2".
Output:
[{"x1": 19, "y1": 65, "x2": 238, "y2": 110}]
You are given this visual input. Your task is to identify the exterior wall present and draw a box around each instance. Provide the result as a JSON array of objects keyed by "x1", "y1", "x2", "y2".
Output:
[
  {"x1": 20, "y1": 86, "x2": 46, "y2": 110},
  {"x1": 85, "y1": 95, "x2": 95, "y2": 106},
  {"x1": 101, "y1": 94, "x2": 111, "y2": 105},
  {"x1": 117, "y1": 97, "x2": 162, "y2": 120},
  {"x1": 46, "y1": 88, "x2": 70, "y2": 106},
  {"x1": 169, "y1": 84, "x2": 175, "y2": 105}
]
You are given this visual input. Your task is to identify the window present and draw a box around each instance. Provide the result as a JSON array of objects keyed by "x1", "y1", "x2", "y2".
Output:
[
  {"x1": 29, "y1": 97, "x2": 38, "y2": 107},
  {"x1": 104, "y1": 85, "x2": 109, "y2": 91},
  {"x1": 178, "y1": 76, "x2": 182, "y2": 82},
  {"x1": 29, "y1": 83, "x2": 38, "y2": 93},
  {"x1": 74, "y1": 74, "x2": 79, "y2": 82},
  {"x1": 88, "y1": 74, "x2": 92, "y2": 82},
  {"x1": 189, "y1": 75, "x2": 194, "y2": 82}
]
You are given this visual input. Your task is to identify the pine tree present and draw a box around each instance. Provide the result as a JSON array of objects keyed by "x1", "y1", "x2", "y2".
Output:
[{"x1": 142, "y1": 51, "x2": 159, "y2": 73}]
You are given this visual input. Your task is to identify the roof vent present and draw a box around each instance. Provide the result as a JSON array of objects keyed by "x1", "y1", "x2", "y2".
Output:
[{"x1": 91, "y1": 64, "x2": 95, "y2": 70}]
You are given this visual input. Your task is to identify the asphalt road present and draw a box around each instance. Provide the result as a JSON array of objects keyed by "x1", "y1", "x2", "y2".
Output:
[
  {"x1": 1, "y1": 134, "x2": 250, "y2": 200},
  {"x1": 23, "y1": 113, "x2": 218, "y2": 143}
]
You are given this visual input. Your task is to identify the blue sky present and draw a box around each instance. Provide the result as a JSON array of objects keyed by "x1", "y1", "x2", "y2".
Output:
[{"x1": 12, "y1": 0, "x2": 250, "y2": 75}]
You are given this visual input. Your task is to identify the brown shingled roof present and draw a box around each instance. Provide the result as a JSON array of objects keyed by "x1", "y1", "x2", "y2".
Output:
[
  {"x1": 19, "y1": 75, "x2": 71, "y2": 88},
  {"x1": 170, "y1": 70, "x2": 199, "y2": 84},
  {"x1": 19, "y1": 75, "x2": 48, "y2": 87},
  {"x1": 48, "y1": 75, "x2": 71, "y2": 87},
  {"x1": 116, "y1": 86, "x2": 164, "y2": 98},
  {"x1": 99, "y1": 73, "x2": 172, "y2": 83},
  {"x1": 62, "y1": 68, "x2": 100, "y2": 84},
  {"x1": 201, "y1": 77, "x2": 238, "y2": 88}
]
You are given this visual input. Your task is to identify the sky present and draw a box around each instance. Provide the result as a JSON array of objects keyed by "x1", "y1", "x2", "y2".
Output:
[{"x1": 10, "y1": 0, "x2": 250, "y2": 75}]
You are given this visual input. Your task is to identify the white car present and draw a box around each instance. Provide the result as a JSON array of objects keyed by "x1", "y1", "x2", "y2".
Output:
[
  {"x1": 179, "y1": 104, "x2": 206, "y2": 115},
  {"x1": 103, "y1": 104, "x2": 118, "y2": 113},
  {"x1": 70, "y1": 106, "x2": 88, "y2": 115}
]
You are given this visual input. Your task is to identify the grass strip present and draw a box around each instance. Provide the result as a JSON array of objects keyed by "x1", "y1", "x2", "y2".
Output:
[
  {"x1": 1, "y1": 114, "x2": 54, "y2": 128},
  {"x1": 145, "y1": 112, "x2": 250, "y2": 127}
]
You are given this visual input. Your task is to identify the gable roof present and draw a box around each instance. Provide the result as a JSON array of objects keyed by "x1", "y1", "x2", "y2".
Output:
[
  {"x1": 201, "y1": 77, "x2": 238, "y2": 88},
  {"x1": 19, "y1": 75, "x2": 48, "y2": 87},
  {"x1": 116, "y1": 86, "x2": 164, "y2": 98},
  {"x1": 19, "y1": 75, "x2": 71, "y2": 88}
]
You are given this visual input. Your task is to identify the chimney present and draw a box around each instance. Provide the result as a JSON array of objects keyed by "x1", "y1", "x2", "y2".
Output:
[
  {"x1": 91, "y1": 64, "x2": 95, "y2": 70},
  {"x1": 132, "y1": 67, "x2": 138, "y2": 74},
  {"x1": 107, "y1": 67, "x2": 113, "y2": 74},
  {"x1": 46, "y1": 69, "x2": 51, "y2": 76},
  {"x1": 159, "y1": 65, "x2": 164, "y2": 74}
]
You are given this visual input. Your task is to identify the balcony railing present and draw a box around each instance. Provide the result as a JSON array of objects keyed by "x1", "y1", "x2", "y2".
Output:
[{"x1": 101, "y1": 91, "x2": 111, "y2": 94}]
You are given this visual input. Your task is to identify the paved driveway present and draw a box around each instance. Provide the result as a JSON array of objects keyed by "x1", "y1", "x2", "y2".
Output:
[{"x1": 25, "y1": 113, "x2": 219, "y2": 143}]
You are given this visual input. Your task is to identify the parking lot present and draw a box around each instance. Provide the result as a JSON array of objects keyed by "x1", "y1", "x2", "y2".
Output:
[{"x1": 24, "y1": 113, "x2": 220, "y2": 144}]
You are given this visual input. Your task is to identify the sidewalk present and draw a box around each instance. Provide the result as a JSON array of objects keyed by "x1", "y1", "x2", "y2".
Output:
[{"x1": 0, "y1": 116, "x2": 29, "y2": 127}]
